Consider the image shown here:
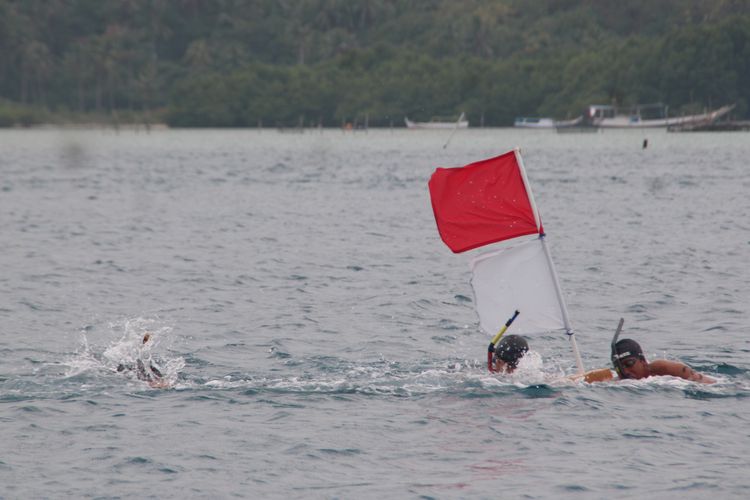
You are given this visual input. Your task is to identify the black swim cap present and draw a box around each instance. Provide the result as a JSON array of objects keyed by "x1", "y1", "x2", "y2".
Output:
[
  {"x1": 611, "y1": 338, "x2": 644, "y2": 364},
  {"x1": 494, "y1": 335, "x2": 529, "y2": 368}
]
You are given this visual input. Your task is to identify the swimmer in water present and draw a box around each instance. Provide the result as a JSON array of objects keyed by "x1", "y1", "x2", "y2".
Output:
[
  {"x1": 572, "y1": 320, "x2": 715, "y2": 384},
  {"x1": 490, "y1": 335, "x2": 529, "y2": 374},
  {"x1": 575, "y1": 337, "x2": 715, "y2": 384},
  {"x1": 116, "y1": 333, "x2": 167, "y2": 387}
]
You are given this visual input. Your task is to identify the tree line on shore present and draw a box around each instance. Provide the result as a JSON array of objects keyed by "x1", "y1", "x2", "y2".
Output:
[{"x1": 1, "y1": 0, "x2": 749, "y2": 127}]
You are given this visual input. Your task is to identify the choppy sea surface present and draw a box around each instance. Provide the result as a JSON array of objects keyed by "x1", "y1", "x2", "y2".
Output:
[{"x1": 1, "y1": 127, "x2": 749, "y2": 499}]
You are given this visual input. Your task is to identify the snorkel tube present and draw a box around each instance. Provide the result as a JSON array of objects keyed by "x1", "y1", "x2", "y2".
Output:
[
  {"x1": 488, "y1": 310, "x2": 520, "y2": 372},
  {"x1": 610, "y1": 318, "x2": 625, "y2": 378}
]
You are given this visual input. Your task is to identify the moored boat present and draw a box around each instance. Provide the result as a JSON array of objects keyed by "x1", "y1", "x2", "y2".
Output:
[
  {"x1": 586, "y1": 103, "x2": 734, "y2": 128},
  {"x1": 514, "y1": 117, "x2": 556, "y2": 128},
  {"x1": 405, "y1": 112, "x2": 468, "y2": 129},
  {"x1": 515, "y1": 116, "x2": 584, "y2": 129}
]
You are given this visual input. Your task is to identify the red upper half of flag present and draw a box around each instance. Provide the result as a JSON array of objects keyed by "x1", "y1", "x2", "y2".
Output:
[{"x1": 428, "y1": 150, "x2": 542, "y2": 253}]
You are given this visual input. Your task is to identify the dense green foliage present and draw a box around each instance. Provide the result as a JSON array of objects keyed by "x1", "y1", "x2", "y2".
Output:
[{"x1": 2, "y1": 0, "x2": 750, "y2": 126}]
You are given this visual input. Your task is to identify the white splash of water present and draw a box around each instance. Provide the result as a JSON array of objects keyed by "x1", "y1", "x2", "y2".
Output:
[{"x1": 64, "y1": 316, "x2": 184, "y2": 388}]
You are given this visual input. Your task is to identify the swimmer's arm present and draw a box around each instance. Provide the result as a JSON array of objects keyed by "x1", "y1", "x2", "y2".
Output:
[
  {"x1": 136, "y1": 359, "x2": 148, "y2": 378},
  {"x1": 568, "y1": 368, "x2": 615, "y2": 383},
  {"x1": 649, "y1": 360, "x2": 716, "y2": 384}
]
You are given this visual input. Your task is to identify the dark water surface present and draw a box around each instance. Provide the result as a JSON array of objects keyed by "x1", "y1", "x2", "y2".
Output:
[{"x1": 1, "y1": 128, "x2": 749, "y2": 498}]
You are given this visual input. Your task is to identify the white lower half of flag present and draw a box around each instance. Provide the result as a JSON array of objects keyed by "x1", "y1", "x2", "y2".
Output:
[{"x1": 470, "y1": 237, "x2": 566, "y2": 336}]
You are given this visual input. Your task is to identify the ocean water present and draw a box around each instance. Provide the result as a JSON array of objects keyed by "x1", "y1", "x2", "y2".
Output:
[{"x1": 1, "y1": 127, "x2": 749, "y2": 499}]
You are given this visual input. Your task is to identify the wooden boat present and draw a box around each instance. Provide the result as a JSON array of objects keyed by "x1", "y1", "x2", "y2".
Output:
[
  {"x1": 586, "y1": 103, "x2": 734, "y2": 128},
  {"x1": 405, "y1": 112, "x2": 468, "y2": 129}
]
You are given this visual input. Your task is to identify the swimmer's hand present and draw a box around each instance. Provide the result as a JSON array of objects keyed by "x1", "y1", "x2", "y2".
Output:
[{"x1": 568, "y1": 368, "x2": 615, "y2": 383}]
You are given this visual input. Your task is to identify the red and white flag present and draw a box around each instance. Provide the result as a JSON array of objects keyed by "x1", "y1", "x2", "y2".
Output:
[{"x1": 429, "y1": 149, "x2": 583, "y2": 372}]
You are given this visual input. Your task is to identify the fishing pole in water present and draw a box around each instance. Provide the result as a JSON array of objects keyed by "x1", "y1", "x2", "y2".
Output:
[{"x1": 442, "y1": 112, "x2": 466, "y2": 149}]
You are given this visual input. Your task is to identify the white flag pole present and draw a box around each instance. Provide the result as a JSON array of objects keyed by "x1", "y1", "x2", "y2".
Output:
[
  {"x1": 539, "y1": 236, "x2": 585, "y2": 374},
  {"x1": 514, "y1": 148, "x2": 585, "y2": 374}
]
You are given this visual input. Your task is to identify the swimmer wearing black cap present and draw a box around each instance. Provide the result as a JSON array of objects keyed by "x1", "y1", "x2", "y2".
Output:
[
  {"x1": 574, "y1": 319, "x2": 715, "y2": 384},
  {"x1": 116, "y1": 333, "x2": 169, "y2": 388},
  {"x1": 491, "y1": 334, "x2": 529, "y2": 374}
]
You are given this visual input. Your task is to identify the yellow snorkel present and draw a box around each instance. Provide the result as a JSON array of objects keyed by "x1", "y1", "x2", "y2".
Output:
[{"x1": 487, "y1": 310, "x2": 520, "y2": 372}]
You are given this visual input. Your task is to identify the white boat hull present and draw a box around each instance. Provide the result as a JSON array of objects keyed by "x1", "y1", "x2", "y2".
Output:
[
  {"x1": 514, "y1": 117, "x2": 556, "y2": 128},
  {"x1": 515, "y1": 116, "x2": 584, "y2": 129},
  {"x1": 405, "y1": 113, "x2": 468, "y2": 129},
  {"x1": 592, "y1": 104, "x2": 733, "y2": 128}
]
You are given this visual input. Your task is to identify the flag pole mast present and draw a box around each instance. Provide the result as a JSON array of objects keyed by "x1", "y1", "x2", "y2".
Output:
[{"x1": 514, "y1": 148, "x2": 585, "y2": 375}]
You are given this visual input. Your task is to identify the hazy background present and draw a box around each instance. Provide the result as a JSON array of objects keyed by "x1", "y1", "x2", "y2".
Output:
[{"x1": 1, "y1": 0, "x2": 749, "y2": 127}]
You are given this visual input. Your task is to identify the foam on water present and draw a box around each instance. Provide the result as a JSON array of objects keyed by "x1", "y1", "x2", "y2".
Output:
[
  {"x1": 63, "y1": 316, "x2": 185, "y2": 389},
  {"x1": 53, "y1": 327, "x2": 737, "y2": 401}
]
